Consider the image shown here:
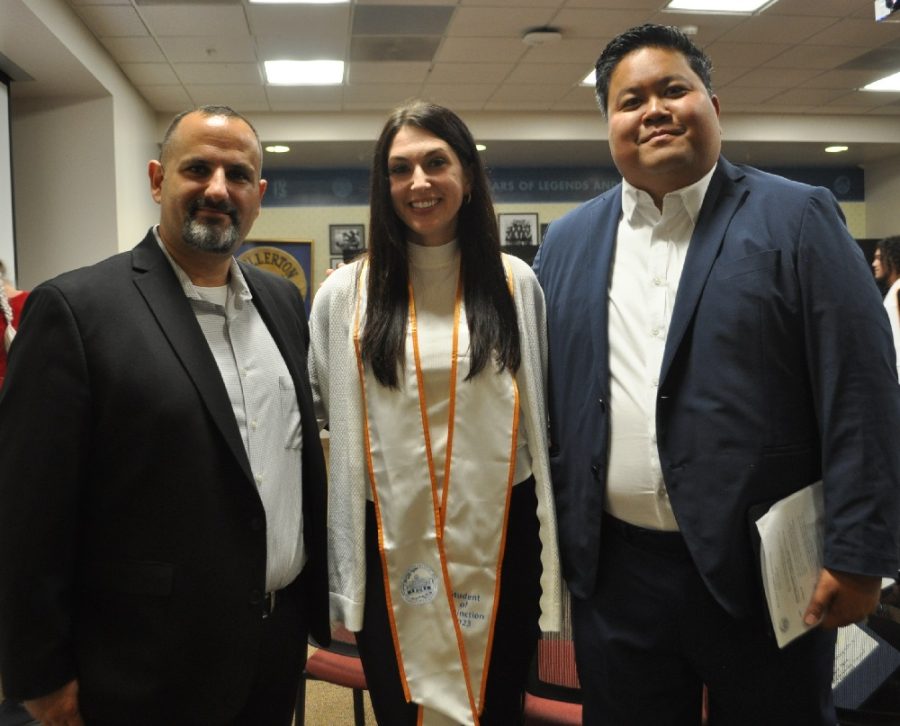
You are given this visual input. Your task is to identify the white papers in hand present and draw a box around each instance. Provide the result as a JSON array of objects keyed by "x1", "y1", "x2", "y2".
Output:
[{"x1": 755, "y1": 480, "x2": 824, "y2": 649}]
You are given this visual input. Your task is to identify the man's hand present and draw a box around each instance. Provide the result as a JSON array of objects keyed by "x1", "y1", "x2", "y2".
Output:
[
  {"x1": 803, "y1": 568, "x2": 882, "y2": 629},
  {"x1": 24, "y1": 679, "x2": 84, "y2": 726}
]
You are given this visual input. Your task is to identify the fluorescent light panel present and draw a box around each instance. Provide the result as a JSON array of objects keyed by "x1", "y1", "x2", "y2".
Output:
[
  {"x1": 265, "y1": 60, "x2": 344, "y2": 85},
  {"x1": 863, "y1": 71, "x2": 900, "y2": 92},
  {"x1": 666, "y1": 0, "x2": 773, "y2": 12},
  {"x1": 250, "y1": 1, "x2": 347, "y2": 4}
]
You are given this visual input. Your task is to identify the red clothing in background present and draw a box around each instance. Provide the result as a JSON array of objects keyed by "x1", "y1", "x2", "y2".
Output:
[{"x1": 0, "y1": 290, "x2": 28, "y2": 387}]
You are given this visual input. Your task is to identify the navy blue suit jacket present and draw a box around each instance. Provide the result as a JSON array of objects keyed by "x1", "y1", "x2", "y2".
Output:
[{"x1": 535, "y1": 157, "x2": 900, "y2": 618}]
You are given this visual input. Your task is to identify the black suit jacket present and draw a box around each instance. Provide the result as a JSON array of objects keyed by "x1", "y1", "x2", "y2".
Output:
[
  {"x1": 535, "y1": 157, "x2": 900, "y2": 618},
  {"x1": 0, "y1": 231, "x2": 329, "y2": 723}
]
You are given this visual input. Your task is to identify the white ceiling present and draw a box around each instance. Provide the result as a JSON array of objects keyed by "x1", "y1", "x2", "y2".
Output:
[{"x1": 7, "y1": 0, "x2": 900, "y2": 169}]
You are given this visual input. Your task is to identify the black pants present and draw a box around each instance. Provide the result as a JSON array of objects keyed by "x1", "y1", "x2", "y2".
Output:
[
  {"x1": 572, "y1": 513, "x2": 837, "y2": 726},
  {"x1": 356, "y1": 477, "x2": 542, "y2": 725}
]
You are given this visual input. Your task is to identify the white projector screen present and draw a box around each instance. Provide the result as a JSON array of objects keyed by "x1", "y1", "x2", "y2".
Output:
[{"x1": 0, "y1": 76, "x2": 14, "y2": 280}]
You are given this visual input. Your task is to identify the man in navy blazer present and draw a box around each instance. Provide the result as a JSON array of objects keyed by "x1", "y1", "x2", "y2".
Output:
[
  {"x1": 0, "y1": 106, "x2": 329, "y2": 725},
  {"x1": 534, "y1": 24, "x2": 900, "y2": 725}
]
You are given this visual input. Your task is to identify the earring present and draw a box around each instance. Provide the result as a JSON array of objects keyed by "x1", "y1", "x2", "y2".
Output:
[{"x1": 465, "y1": 193, "x2": 472, "y2": 205}]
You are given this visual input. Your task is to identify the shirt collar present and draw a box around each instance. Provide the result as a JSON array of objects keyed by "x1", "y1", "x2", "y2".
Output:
[
  {"x1": 621, "y1": 164, "x2": 717, "y2": 226},
  {"x1": 153, "y1": 225, "x2": 252, "y2": 306}
]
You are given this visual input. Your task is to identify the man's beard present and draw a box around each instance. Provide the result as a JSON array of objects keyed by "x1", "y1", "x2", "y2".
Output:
[{"x1": 181, "y1": 198, "x2": 241, "y2": 253}]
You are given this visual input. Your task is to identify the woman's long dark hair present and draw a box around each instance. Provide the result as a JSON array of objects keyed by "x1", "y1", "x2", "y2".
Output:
[{"x1": 361, "y1": 100, "x2": 520, "y2": 389}]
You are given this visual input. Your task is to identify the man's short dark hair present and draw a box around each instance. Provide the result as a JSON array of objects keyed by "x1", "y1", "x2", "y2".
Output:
[
  {"x1": 594, "y1": 23, "x2": 714, "y2": 117},
  {"x1": 159, "y1": 105, "x2": 262, "y2": 164}
]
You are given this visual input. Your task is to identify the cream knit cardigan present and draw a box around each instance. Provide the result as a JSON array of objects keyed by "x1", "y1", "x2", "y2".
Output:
[{"x1": 308, "y1": 253, "x2": 562, "y2": 633}]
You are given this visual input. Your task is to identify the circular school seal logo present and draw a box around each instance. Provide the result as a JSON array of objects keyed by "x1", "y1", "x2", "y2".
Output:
[
  {"x1": 237, "y1": 246, "x2": 308, "y2": 300},
  {"x1": 400, "y1": 563, "x2": 438, "y2": 605}
]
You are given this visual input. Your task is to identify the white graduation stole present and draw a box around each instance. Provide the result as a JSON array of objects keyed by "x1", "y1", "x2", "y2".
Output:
[{"x1": 352, "y1": 261, "x2": 519, "y2": 725}]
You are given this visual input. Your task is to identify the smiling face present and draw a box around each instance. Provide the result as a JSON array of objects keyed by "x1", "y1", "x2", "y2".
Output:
[
  {"x1": 387, "y1": 124, "x2": 471, "y2": 247},
  {"x1": 606, "y1": 46, "x2": 721, "y2": 206},
  {"x1": 149, "y1": 112, "x2": 266, "y2": 259}
]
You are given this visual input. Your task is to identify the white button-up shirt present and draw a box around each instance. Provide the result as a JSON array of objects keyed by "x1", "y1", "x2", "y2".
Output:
[
  {"x1": 155, "y1": 229, "x2": 305, "y2": 590},
  {"x1": 605, "y1": 167, "x2": 715, "y2": 530}
]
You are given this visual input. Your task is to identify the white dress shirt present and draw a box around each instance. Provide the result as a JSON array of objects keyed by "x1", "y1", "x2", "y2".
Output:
[
  {"x1": 155, "y1": 229, "x2": 305, "y2": 591},
  {"x1": 605, "y1": 167, "x2": 715, "y2": 530}
]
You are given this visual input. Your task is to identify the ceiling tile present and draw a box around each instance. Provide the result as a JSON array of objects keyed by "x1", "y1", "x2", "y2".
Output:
[
  {"x1": 805, "y1": 18, "x2": 900, "y2": 46},
  {"x1": 804, "y1": 68, "x2": 894, "y2": 89},
  {"x1": 488, "y1": 83, "x2": 569, "y2": 103},
  {"x1": 763, "y1": 44, "x2": 871, "y2": 70},
  {"x1": 703, "y1": 42, "x2": 791, "y2": 68},
  {"x1": 447, "y1": 7, "x2": 556, "y2": 38},
  {"x1": 138, "y1": 5, "x2": 250, "y2": 37},
  {"x1": 74, "y1": 5, "x2": 148, "y2": 36},
  {"x1": 764, "y1": 87, "x2": 850, "y2": 107},
  {"x1": 157, "y1": 36, "x2": 257, "y2": 63},
  {"x1": 722, "y1": 67, "x2": 821, "y2": 89},
  {"x1": 519, "y1": 39, "x2": 605, "y2": 65},
  {"x1": 436, "y1": 37, "x2": 528, "y2": 64},
  {"x1": 136, "y1": 84, "x2": 193, "y2": 112},
  {"x1": 427, "y1": 62, "x2": 514, "y2": 85},
  {"x1": 174, "y1": 62, "x2": 262, "y2": 85},
  {"x1": 352, "y1": 5, "x2": 455, "y2": 35},
  {"x1": 120, "y1": 62, "x2": 179, "y2": 84},
  {"x1": 350, "y1": 36, "x2": 441, "y2": 62},
  {"x1": 342, "y1": 82, "x2": 424, "y2": 103},
  {"x1": 186, "y1": 83, "x2": 271, "y2": 111},
  {"x1": 716, "y1": 14, "x2": 835, "y2": 45},
  {"x1": 100, "y1": 36, "x2": 166, "y2": 63},
  {"x1": 550, "y1": 8, "x2": 662, "y2": 38},
  {"x1": 419, "y1": 83, "x2": 497, "y2": 102},
  {"x1": 504, "y1": 62, "x2": 588, "y2": 86},
  {"x1": 247, "y1": 4, "x2": 350, "y2": 38},
  {"x1": 347, "y1": 61, "x2": 430, "y2": 84}
]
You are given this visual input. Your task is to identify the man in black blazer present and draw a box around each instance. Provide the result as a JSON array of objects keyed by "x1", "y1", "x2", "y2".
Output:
[
  {"x1": 534, "y1": 25, "x2": 900, "y2": 725},
  {"x1": 0, "y1": 106, "x2": 329, "y2": 725}
]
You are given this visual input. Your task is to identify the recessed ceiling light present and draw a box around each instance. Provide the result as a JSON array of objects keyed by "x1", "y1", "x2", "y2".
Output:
[
  {"x1": 581, "y1": 70, "x2": 595, "y2": 86},
  {"x1": 665, "y1": 0, "x2": 775, "y2": 13},
  {"x1": 476, "y1": 144, "x2": 487, "y2": 152},
  {"x1": 250, "y1": 1, "x2": 348, "y2": 4},
  {"x1": 264, "y1": 60, "x2": 344, "y2": 85},
  {"x1": 824, "y1": 145, "x2": 848, "y2": 153},
  {"x1": 863, "y1": 71, "x2": 900, "y2": 92},
  {"x1": 265, "y1": 145, "x2": 290, "y2": 153}
]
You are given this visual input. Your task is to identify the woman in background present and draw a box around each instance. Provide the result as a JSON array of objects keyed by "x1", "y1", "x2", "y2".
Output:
[
  {"x1": 309, "y1": 100, "x2": 560, "y2": 725},
  {"x1": 0, "y1": 259, "x2": 28, "y2": 389}
]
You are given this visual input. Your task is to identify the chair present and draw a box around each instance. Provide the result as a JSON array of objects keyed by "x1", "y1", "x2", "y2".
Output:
[
  {"x1": 295, "y1": 625, "x2": 368, "y2": 726},
  {"x1": 523, "y1": 589, "x2": 709, "y2": 726},
  {"x1": 523, "y1": 590, "x2": 582, "y2": 725}
]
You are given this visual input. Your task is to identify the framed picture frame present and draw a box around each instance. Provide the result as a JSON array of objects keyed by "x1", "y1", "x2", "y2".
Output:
[
  {"x1": 236, "y1": 239, "x2": 313, "y2": 314},
  {"x1": 329, "y1": 224, "x2": 365, "y2": 256},
  {"x1": 499, "y1": 213, "x2": 539, "y2": 246}
]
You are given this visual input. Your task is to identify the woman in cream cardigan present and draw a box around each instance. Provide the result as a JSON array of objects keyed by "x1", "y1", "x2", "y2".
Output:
[{"x1": 309, "y1": 100, "x2": 560, "y2": 725}]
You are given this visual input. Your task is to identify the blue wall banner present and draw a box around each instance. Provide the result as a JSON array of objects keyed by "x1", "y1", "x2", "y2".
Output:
[{"x1": 261, "y1": 165, "x2": 864, "y2": 207}]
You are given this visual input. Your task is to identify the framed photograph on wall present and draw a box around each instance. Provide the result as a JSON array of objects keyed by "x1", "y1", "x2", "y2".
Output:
[
  {"x1": 236, "y1": 239, "x2": 313, "y2": 314},
  {"x1": 499, "y1": 213, "x2": 539, "y2": 246},
  {"x1": 329, "y1": 224, "x2": 365, "y2": 256}
]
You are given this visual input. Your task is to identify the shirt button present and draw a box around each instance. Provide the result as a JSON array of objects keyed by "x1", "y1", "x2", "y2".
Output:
[
  {"x1": 652, "y1": 377, "x2": 659, "y2": 387},
  {"x1": 650, "y1": 327, "x2": 661, "y2": 337},
  {"x1": 251, "y1": 420, "x2": 259, "y2": 430},
  {"x1": 255, "y1": 474, "x2": 263, "y2": 485},
  {"x1": 653, "y1": 276, "x2": 665, "y2": 287}
]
